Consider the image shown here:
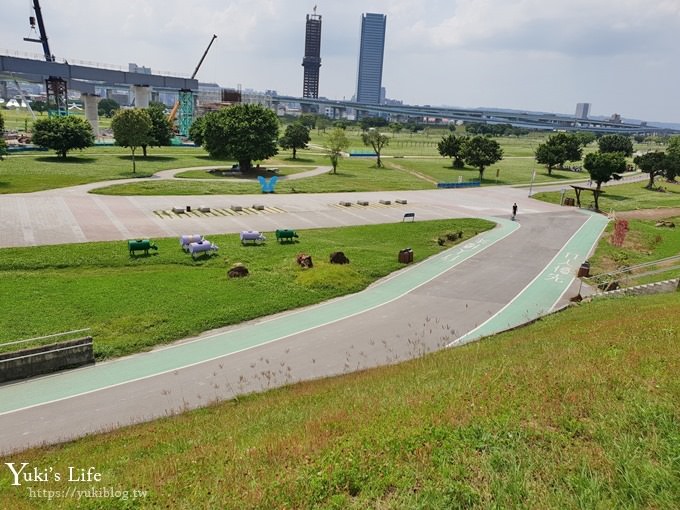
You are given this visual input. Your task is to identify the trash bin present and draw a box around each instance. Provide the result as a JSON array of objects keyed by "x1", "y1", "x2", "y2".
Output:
[
  {"x1": 398, "y1": 248, "x2": 413, "y2": 264},
  {"x1": 577, "y1": 261, "x2": 590, "y2": 277}
]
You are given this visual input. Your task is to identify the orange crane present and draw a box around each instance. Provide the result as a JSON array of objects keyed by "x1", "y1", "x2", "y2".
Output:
[{"x1": 168, "y1": 34, "x2": 217, "y2": 125}]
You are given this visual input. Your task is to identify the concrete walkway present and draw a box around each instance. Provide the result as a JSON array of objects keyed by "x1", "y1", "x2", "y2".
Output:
[{"x1": 0, "y1": 181, "x2": 559, "y2": 248}]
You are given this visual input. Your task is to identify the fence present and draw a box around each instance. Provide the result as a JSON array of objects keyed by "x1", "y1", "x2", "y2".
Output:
[
  {"x1": 437, "y1": 181, "x2": 481, "y2": 189},
  {"x1": 585, "y1": 255, "x2": 680, "y2": 290}
]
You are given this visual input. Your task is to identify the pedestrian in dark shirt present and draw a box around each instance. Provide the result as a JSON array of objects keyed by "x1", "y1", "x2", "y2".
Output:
[{"x1": 512, "y1": 202, "x2": 518, "y2": 220}]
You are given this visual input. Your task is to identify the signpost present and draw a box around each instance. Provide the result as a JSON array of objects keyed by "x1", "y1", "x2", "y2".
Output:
[{"x1": 528, "y1": 169, "x2": 536, "y2": 197}]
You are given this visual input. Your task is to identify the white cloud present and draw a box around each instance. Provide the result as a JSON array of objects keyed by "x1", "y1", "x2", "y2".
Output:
[{"x1": 0, "y1": 0, "x2": 679, "y2": 121}]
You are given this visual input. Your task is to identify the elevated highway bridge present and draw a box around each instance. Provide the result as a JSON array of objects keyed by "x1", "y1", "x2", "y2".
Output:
[
  {"x1": 273, "y1": 95, "x2": 670, "y2": 134},
  {"x1": 1, "y1": 50, "x2": 199, "y2": 135},
  {"x1": 0, "y1": 51, "x2": 198, "y2": 94}
]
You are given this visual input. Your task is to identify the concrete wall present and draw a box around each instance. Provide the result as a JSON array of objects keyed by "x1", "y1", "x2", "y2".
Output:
[{"x1": 0, "y1": 337, "x2": 94, "y2": 383}]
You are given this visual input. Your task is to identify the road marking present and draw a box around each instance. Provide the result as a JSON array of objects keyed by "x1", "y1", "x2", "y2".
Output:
[
  {"x1": 0, "y1": 219, "x2": 519, "y2": 416},
  {"x1": 450, "y1": 212, "x2": 609, "y2": 346}
]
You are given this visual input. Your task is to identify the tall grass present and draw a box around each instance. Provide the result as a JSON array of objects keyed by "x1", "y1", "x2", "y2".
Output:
[{"x1": 1, "y1": 293, "x2": 678, "y2": 508}]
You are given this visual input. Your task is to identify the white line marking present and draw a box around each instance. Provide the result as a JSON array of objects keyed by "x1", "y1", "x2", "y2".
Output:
[
  {"x1": 0, "y1": 221, "x2": 520, "y2": 416},
  {"x1": 448, "y1": 214, "x2": 598, "y2": 347}
]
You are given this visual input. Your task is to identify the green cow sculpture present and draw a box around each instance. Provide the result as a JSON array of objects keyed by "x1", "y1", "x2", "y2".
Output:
[{"x1": 128, "y1": 239, "x2": 158, "y2": 256}]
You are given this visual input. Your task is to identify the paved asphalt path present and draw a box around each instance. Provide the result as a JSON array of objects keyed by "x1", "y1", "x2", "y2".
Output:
[{"x1": 0, "y1": 174, "x2": 609, "y2": 453}]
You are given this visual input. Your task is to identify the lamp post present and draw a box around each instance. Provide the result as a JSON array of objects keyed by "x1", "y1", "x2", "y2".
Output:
[{"x1": 528, "y1": 169, "x2": 536, "y2": 197}]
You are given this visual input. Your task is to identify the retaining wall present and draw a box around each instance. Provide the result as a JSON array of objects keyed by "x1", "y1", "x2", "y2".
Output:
[{"x1": 0, "y1": 337, "x2": 94, "y2": 383}]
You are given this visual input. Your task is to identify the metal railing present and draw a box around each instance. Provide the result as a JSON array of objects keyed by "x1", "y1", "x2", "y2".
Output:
[
  {"x1": 586, "y1": 255, "x2": 680, "y2": 289},
  {"x1": 0, "y1": 328, "x2": 91, "y2": 350}
]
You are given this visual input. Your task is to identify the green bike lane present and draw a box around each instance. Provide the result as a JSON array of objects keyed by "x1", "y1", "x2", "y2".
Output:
[
  {"x1": 452, "y1": 211, "x2": 609, "y2": 345},
  {"x1": 0, "y1": 218, "x2": 520, "y2": 415},
  {"x1": 0, "y1": 211, "x2": 609, "y2": 416}
]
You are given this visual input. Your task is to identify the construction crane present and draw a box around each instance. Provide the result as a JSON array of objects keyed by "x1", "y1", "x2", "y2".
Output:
[
  {"x1": 168, "y1": 34, "x2": 217, "y2": 127},
  {"x1": 23, "y1": 0, "x2": 68, "y2": 116}
]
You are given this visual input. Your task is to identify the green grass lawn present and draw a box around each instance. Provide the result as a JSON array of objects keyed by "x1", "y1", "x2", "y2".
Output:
[
  {"x1": 0, "y1": 147, "x2": 217, "y2": 193},
  {"x1": 533, "y1": 180, "x2": 680, "y2": 212},
  {"x1": 2, "y1": 293, "x2": 677, "y2": 509},
  {"x1": 385, "y1": 156, "x2": 592, "y2": 186},
  {"x1": 1, "y1": 128, "x2": 667, "y2": 195},
  {"x1": 1, "y1": 109, "x2": 114, "y2": 132},
  {"x1": 587, "y1": 216, "x2": 680, "y2": 284},
  {"x1": 93, "y1": 157, "x2": 437, "y2": 195},
  {"x1": 0, "y1": 128, "x2": 577, "y2": 196},
  {"x1": 0, "y1": 219, "x2": 492, "y2": 359},
  {"x1": 174, "y1": 165, "x2": 312, "y2": 179}
]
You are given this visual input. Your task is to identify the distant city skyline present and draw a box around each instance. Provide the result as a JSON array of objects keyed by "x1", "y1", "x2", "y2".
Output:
[{"x1": 0, "y1": 1, "x2": 679, "y2": 123}]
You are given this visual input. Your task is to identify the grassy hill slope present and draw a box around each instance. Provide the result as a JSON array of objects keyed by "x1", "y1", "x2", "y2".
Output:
[{"x1": 1, "y1": 293, "x2": 678, "y2": 509}]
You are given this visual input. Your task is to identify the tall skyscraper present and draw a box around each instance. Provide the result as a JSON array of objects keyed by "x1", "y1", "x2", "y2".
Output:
[
  {"x1": 302, "y1": 8, "x2": 322, "y2": 99},
  {"x1": 356, "y1": 13, "x2": 386, "y2": 105},
  {"x1": 575, "y1": 102, "x2": 591, "y2": 119}
]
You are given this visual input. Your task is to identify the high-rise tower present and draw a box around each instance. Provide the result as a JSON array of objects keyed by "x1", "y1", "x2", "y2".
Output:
[
  {"x1": 575, "y1": 102, "x2": 591, "y2": 119},
  {"x1": 302, "y1": 7, "x2": 322, "y2": 99},
  {"x1": 356, "y1": 13, "x2": 386, "y2": 105}
]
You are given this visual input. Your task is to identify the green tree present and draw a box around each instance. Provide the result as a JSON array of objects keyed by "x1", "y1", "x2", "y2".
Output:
[
  {"x1": 598, "y1": 134, "x2": 634, "y2": 156},
  {"x1": 405, "y1": 121, "x2": 423, "y2": 134},
  {"x1": 462, "y1": 136, "x2": 503, "y2": 180},
  {"x1": 665, "y1": 136, "x2": 680, "y2": 182},
  {"x1": 666, "y1": 135, "x2": 680, "y2": 157},
  {"x1": 389, "y1": 122, "x2": 403, "y2": 135},
  {"x1": 361, "y1": 129, "x2": 390, "y2": 168},
  {"x1": 299, "y1": 114, "x2": 316, "y2": 129},
  {"x1": 584, "y1": 151, "x2": 626, "y2": 209},
  {"x1": 111, "y1": 108, "x2": 152, "y2": 173},
  {"x1": 98, "y1": 98, "x2": 120, "y2": 118},
  {"x1": 141, "y1": 103, "x2": 173, "y2": 157},
  {"x1": 326, "y1": 128, "x2": 349, "y2": 174},
  {"x1": 437, "y1": 133, "x2": 467, "y2": 168},
  {"x1": 316, "y1": 116, "x2": 331, "y2": 133},
  {"x1": 31, "y1": 100, "x2": 48, "y2": 115},
  {"x1": 188, "y1": 115, "x2": 206, "y2": 147},
  {"x1": 535, "y1": 143, "x2": 565, "y2": 175},
  {"x1": 574, "y1": 131, "x2": 596, "y2": 147},
  {"x1": 633, "y1": 151, "x2": 667, "y2": 189},
  {"x1": 31, "y1": 115, "x2": 95, "y2": 158},
  {"x1": 360, "y1": 116, "x2": 388, "y2": 131},
  {"x1": 279, "y1": 123, "x2": 310, "y2": 160},
  {"x1": 0, "y1": 111, "x2": 4, "y2": 132},
  {"x1": 665, "y1": 153, "x2": 680, "y2": 182},
  {"x1": 202, "y1": 104, "x2": 279, "y2": 172},
  {"x1": 534, "y1": 133, "x2": 582, "y2": 175}
]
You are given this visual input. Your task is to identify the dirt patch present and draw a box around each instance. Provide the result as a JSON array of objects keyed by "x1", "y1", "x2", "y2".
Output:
[
  {"x1": 387, "y1": 162, "x2": 439, "y2": 185},
  {"x1": 615, "y1": 207, "x2": 680, "y2": 220}
]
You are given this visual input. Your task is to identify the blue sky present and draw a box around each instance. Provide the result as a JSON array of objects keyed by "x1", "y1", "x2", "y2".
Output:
[{"x1": 1, "y1": 0, "x2": 678, "y2": 122}]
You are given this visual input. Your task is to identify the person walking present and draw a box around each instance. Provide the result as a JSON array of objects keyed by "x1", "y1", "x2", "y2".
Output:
[{"x1": 512, "y1": 202, "x2": 518, "y2": 220}]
